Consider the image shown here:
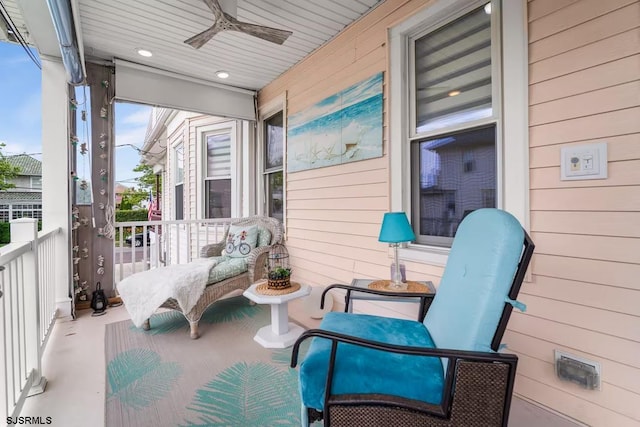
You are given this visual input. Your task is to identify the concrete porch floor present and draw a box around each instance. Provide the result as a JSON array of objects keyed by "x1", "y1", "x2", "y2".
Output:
[{"x1": 21, "y1": 298, "x2": 585, "y2": 427}]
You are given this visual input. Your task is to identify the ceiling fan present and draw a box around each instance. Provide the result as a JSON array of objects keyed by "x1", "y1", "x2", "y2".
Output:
[{"x1": 185, "y1": 0, "x2": 293, "y2": 49}]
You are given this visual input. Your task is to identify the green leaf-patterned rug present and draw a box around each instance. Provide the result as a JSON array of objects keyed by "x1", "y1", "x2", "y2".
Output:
[{"x1": 105, "y1": 296, "x2": 309, "y2": 427}]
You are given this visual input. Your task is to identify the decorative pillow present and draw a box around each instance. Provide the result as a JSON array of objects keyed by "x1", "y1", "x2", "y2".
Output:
[
  {"x1": 257, "y1": 226, "x2": 272, "y2": 247},
  {"x1": 224, "y1": 225, "x2": 259, "y2": 258},
  {"x1": 207, "y1": 257, "x2": 249, "y2": 284}
]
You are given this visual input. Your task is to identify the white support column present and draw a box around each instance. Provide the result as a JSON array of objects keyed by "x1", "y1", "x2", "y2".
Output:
[
  {"x1": 10, "y1": 218, "x2": 47, "y2": 395},
  {"x1": 270, "y1": 302, "x2": 290, "y2": 335},
  {"x1": 41, "y1": 58, "x2": 73, "y2": 317}
]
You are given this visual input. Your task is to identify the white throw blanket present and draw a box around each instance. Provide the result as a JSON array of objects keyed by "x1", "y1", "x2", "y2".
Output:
[{"x1": 117, "y1": 258, "x2": 218, "y2": 328}]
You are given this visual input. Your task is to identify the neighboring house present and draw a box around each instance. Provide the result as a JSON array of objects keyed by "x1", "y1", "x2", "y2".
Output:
[
  {"x1": 114, "y1": 183, "x2": 130, "y2": 208},
  {"x1": 142, "y1": 110, "x2": 278, "y2": 223},
  {"x1": 0, "y1": 154, "x2": 42, "y2": 222},
  {"x1": 140, "y1": 2, "x2": 640, "y2": 425},
  {"x1": 142, "y1": 110, "x2": 261, "y2": 263}
]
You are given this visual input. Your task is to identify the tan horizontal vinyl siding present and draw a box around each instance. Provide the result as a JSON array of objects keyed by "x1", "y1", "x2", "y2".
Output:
[
  {"x1": 259, "y1": 0, "x2": 640, "y2": 425},
  {"x1": 259, "y1": 0, "x2": 434, "y2": 320},
  {"x1": 523, "y1": 1, "x2": 640, "y2": 425}
]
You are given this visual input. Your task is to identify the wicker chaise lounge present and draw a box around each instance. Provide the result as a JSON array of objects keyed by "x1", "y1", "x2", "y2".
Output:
[{"x1": 142, "y1": 215, "x2": 283, "y2": 339}]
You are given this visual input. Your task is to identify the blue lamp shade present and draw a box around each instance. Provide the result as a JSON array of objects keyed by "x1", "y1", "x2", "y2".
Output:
[{"x1": 378, "y1": 212, "x2": 416, "y2": 243}]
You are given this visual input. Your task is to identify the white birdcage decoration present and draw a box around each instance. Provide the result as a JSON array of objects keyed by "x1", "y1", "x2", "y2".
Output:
[{"x1": 267, "y1": 244, "x2": 291, "y2": 289}]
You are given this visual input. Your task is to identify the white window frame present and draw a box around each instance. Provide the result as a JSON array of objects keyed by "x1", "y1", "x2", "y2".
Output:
[
  {"x1": 410, "y1": 3, "x2": 501, "y2": 248},
  {"x1": 0, "y1": 204, "x2": 9, "y2": 222},
  {"x1": 11, "y1": 203, "x2": 43, "y2": 221},
  {"x1": 173, "y1": 141, "x2": 184, "y2": 220},
  {"x1": 30, "y1": 176, "x2": 42, "y2": 190},
  {"x1": 195, "y1": 121, "x2": 240, "y2": 219},
  {"x1": 257, "y1": 94, "x2": 287, "y2": 228},
  {"x1": 389, "y1": 0, "x2": 529, "y2": 266}
]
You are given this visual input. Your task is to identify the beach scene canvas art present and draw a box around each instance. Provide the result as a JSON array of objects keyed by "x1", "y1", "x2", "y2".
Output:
[{"x1": 287, "y1": 72, "x2": 383, "y2": 172}]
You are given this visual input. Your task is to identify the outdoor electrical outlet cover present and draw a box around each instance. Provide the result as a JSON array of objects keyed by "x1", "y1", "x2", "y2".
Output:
[{"x1": 560, "y1": 142, "x2": 607, "y2": 181}]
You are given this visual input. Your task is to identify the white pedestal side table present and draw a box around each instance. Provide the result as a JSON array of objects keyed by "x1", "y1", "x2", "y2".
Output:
[{"x1": 243, "y1": 282, "x2": 311, "y2": 348}]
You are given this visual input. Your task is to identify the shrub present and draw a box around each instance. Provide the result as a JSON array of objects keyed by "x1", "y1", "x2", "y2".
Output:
[
  {"x1": 0, "y1": 222, "x2": 9, "y2": 244},
  {"x1": 115, "y1": 210, "x2": 149, "y2": 222},
  {"x1": 0, "y1": 220, "x2": 42, "y2": 244}
]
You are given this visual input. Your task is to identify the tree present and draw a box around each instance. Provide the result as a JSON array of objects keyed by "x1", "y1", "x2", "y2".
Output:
[
  {"x1": 119, "y1": 188, "x2": 149, "y2": 210},
  {"x1": 133, "y1": 163, "x2": 160, "y2": 194},
  {"x1": 0, "y1": 143, "x2": 21, "y2": 191}
]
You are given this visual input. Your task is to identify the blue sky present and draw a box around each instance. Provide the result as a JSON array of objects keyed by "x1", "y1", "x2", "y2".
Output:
[{"x1": 0, "y1": 41, "x2": 151, "y2": 186}]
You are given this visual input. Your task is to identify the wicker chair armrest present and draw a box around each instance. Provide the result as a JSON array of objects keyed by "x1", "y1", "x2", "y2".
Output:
[
  {"x1": 200, "y1": 224, "x2": 230, "y2": 258},
  {"x1": 246, "y1": 246, "x2": 271, "y2": 282},
  {"x1": 200, "y1": 242, "x2": 225, "y2": 258}
]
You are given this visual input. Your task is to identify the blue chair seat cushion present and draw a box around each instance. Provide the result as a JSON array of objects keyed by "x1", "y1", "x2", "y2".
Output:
[{"x1": 299, "y1": 312, "x2": 444, "y2": 410}]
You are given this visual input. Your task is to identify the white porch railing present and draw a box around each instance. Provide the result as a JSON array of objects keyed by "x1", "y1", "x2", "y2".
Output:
[
  {"x1": 114, "y1": 218, "x2": 232, "y2": 282},
  {"x1": 0, "y1": 219, "x2": 61, "y2": 421}
]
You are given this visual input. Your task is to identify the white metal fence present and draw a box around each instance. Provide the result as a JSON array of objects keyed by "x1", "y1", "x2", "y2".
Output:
[
  {"x1": 114, "y1": 218, "x2": 232, "y2": 282},
  {"x1": 0, "y1": 219, "x2": 61, "y2": 421}
]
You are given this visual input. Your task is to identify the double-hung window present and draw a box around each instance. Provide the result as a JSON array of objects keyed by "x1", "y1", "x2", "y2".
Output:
[
  {"x1": 31, "y1": 176, "x2": 42, "y2": 190},
  {"x1": 390, "y1": 0, "x2": 528, "y2": 262},
  {"x1": 263, "y1": 112, "x2": 284, "y2": 222},
  {"x1": 204, "y1": 131, "x2": 232, "y2": 219},
  {"x1": 174, "y1": 142, "x2": 184, "y2": 220}
]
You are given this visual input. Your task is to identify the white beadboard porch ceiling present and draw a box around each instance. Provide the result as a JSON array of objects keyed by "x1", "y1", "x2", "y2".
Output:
[
  {"x1": 3, "y1": 0, "x2": 382, "y2": 89},
  {"x1": 77, "y1": 0, "x2": 382, "y2": 91},
  {"x1": 0, "y1": 0, "x2": 32, "y2": 44}
]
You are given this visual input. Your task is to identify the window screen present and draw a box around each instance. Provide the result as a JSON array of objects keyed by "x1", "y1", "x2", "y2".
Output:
[{"x1": 412, "y1": 125, "x2": 496, "y2": 246}]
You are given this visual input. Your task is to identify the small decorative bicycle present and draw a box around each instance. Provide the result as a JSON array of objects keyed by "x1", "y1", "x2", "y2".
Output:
[{"x1": 226, "y1": 231, "x2": 251, "y2": 255}]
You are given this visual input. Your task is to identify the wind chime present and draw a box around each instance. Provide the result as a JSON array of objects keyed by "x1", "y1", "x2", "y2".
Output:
[
  {"x1": 70, "y1": 92, "x2": 90, "y2": 305},
  {"x1": 91, "y1": 76, "x2": 118, "y2": 316},
  {"x1": 70, "y1": 71, "x2": 120, "y2": 316}
]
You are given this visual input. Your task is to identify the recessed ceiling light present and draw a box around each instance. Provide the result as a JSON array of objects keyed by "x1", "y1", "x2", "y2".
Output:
[
  {"x1": 448, "y1": 90, "x2": 461, "y2": 97},
  {"x1": 484, "y1": 3, "x2": 492, "y2": 14},
  {"x1": 216, "y1": 70, "x2": 230, "y2": 79},
  {"x1": 137, "y1": 48, "x2": 153, "y2": 57}
]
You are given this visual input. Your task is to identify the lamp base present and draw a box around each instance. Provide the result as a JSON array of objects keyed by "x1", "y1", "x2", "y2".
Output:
[{"x1": 387, "y1": 280, "x2": 408, "y2": 291}]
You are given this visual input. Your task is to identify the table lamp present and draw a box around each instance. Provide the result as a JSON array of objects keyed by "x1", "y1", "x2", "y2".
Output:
[{"x1": 378, "y1": 212, "x2": 415, "y2": 290}]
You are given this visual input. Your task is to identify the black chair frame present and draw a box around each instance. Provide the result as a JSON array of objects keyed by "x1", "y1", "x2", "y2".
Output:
[
  {"x1": 321, "y1": 283, "x2": 435, "y2": 322},
  {"x1": 291, "y1": 231, "x2": 534, "y2": 426}
]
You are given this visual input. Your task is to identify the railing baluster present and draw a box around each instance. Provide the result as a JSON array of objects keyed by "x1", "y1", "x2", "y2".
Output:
[
  {"x1": 8, "y1": 262, "x2": 16, "y2": 408},
  {"x1": 0, "y1": 224, "x2": 60, "y2": 420},
  {"x1": 176, "y1": 223, "x2": 181, "y2": 265},
  {"x1": 118, "y1": 225, "x2": 124, "y2": 281},
  {"x1": 111, "y1": 217, "x2": 234, "y2": 279},
  {"x1": 187, "y1": 223, "x2": 192, "y2": 263},
  {"x1": 142, "y1": 224, "x2": 148, "y2": 271},
  {"x1": 196, "y1": 222, "x2": 201, "y2": 260},
  {"x1": 17, "y1": 258, "x2": 25, "y2": 392},
  {"x1": 130, "y1": 225, "x2": 136, "y2": 275},
  {"x1": 1, "y1": 265, "x2": 9, "y2": 419}
]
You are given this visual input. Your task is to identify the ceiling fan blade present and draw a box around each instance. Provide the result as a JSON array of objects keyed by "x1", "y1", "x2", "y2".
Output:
[
  {"x1": 184, "y1": 25, "x2": 223, "y2": 49},
  {"x1": 231, "y1": 20, "x2": 292, "y2": 45},
  {"x1": 201, "y1": 0, "x2": 224, "y2": 18}
]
